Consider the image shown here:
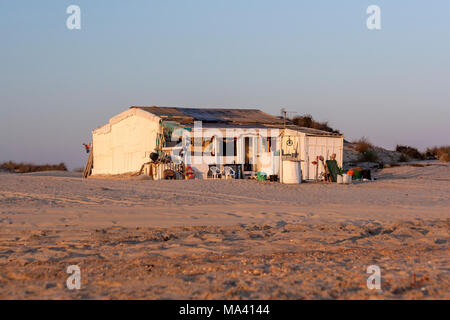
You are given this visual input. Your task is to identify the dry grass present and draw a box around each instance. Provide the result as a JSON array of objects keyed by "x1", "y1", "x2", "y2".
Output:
[
  {"x1": 440, "y1": 153, "x2": 450, "y2": 162},
  {"x1": 0, "y1": 161, "x2": 67, "y2": 173},
  {"x1": 426, "y1": 146, "x2": 450, "y2": 162},
  {"x1": 353, "y1": 137, "x2": 373, "y2": 153}
]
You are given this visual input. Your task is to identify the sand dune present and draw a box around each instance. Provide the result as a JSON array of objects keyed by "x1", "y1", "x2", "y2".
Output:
[{"x1": 0, "y1": 163, "x2": 448, "y2": 299}]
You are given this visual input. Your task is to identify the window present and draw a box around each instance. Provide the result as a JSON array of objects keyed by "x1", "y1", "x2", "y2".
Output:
[
  {"x1": 203, "y1": 137, "x2": 215, "y2": 156},
  {"x1": 190, "y1": 137, "x2": 215, "y2": 157},
  {"x1": 221, "y1": 138, "x2": 237, "y2": 157},
  {"x1": 260, "y1": 136, "x2": 273, "y2": 153}
]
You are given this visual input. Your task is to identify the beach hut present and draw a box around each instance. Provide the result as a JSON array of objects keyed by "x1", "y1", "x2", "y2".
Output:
[{"x1": 89, "y1": 106, "x2": 343, "y2": 181}]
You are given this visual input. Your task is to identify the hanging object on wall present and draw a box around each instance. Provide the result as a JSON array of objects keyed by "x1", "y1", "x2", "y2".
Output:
[
  {"x1": 286, "y1": 138, "x2": 293, "y2": 146},
  {"x1": 283, "y1": 136, "x2": 299, "y2": 158},
  {"x1": 83, "y1": 143, "x2": 91, "y2": 154},
  {"x1": 184, "y1": 165, "x2": 195, "y2": 180},
  {"x1": 312, "y1": 159, "x2": 319, "y2": 182}
]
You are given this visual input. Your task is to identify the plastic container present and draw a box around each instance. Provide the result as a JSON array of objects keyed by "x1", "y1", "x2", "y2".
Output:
[
  {"x1": 257, "y1": 172, "x2": 267, "y2": 181},
  {"x1": 343, "y1": 174, "x2": 352, "y2": 184},
  {"x1": 282, "y1": 160, "x2": 302, "y2": 184},
  {"x1": 336, "y1": 174, "x2": 343, "y2": 184}
]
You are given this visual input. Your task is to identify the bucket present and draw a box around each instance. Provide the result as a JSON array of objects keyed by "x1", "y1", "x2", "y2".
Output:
[
  {"x1": 343, "y1": 174, "x2": 352, "y2": 184},
  {"x1": 336, "y1": 174, "x2": 343, "y2": 184},
  {"x1": 257, "y1": 172, "x2": 267, "y2": 181},
  {"x1": 282, "y1": 160, "x2": 302, "y2": 184}
]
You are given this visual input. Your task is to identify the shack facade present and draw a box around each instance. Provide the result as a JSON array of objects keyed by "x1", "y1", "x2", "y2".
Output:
[{"x1": 90, "y1": 106, "x2": 343, "y2": 181}]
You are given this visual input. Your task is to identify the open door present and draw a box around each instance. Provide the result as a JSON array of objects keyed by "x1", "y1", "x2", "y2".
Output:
[{"x1": 244, "y1": 137, "x2": 254, "y2": 172}]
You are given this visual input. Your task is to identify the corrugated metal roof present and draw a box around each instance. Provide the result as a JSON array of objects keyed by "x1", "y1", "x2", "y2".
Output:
[
  {"x1": 130, "y1": 106, "x2": 342, "y2": 137},
  {"x1": 131, "y1": 106, "x2": 285, "y2": 125},
  {"x1": 132, "y1": 106, "x2": 194, "y2": 122}
]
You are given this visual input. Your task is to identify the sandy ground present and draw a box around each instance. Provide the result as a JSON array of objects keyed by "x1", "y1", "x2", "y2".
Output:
[{"x1": 0, "y1": 163, "x2": 448, "y2": 299}]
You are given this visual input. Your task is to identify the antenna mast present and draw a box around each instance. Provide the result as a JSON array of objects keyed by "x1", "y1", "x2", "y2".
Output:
[{"x1": 280, "y1": 108, "x2": 297, "y2": 129}]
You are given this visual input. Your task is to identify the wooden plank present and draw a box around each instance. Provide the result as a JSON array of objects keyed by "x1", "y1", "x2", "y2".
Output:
[{"x1": 83, "y1": 147, "x2": 94, "y2": 179}]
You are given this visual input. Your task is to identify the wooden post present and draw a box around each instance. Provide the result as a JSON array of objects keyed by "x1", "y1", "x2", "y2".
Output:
[{"x1": 83, "y1": 145, "x2": 94, "y2": 179}]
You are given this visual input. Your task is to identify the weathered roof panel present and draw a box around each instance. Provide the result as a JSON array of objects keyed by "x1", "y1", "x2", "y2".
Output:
[
  {"x1": 131, "y1": 106, "x2": 285, "y2": 125},
  {"x1": 180, "y1": 108, "x2": 228, "y2": 122},
  {"x1": 131, "y1": 106, "x2": 194, "y2": 123},
  {"x1": 130, "y1": 106, "x2": 342, "y2": 137}
]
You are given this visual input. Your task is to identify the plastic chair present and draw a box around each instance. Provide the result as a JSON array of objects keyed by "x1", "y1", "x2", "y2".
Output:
[
  {"x1": 224, "y1": 166, "x2": 235, "y2": 179},
  {"x1": 210, "y1": 166, "x2": 221, "y2": 179}
]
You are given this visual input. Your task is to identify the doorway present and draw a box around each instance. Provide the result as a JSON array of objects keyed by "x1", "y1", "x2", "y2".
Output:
[{"x1": 244, "y1": 137, "x2": 253, "y2": 171}]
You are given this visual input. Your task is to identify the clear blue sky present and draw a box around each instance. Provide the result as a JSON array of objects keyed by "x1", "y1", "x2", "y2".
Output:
[{"x1": 1, "y1": 1, "x2": 449, "y2": 169}]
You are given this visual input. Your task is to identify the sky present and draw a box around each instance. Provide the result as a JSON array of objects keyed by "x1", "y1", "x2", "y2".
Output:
[{"x1": 1, "y1": 0, "x2": 449, "y2": 169}]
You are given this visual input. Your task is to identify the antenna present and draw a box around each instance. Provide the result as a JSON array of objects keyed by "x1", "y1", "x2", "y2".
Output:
[
  {"x1": 281, "y1": 108, "x2": 287, "y2": 128},
  {"x1": 280, "y1": 108, "x2": 297, "y2": 129}
]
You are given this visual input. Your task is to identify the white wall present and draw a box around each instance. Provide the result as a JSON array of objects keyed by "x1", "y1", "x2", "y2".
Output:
[
  {"x1": 281, "y1": 129, "x2": 343, "y2": 180},
  {"x1": 92, "y1": 109, "x2": 161, "y2": 175},
  {"x1": 304, "y1": 136, "x2": 343, "y2": 180}
]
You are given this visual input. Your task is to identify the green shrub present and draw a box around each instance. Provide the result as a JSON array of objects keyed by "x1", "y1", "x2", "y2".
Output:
[
  {"x1": 395, "y1": 145, "x2": 424, "y2": 160},
  {"x1": 292, "y1": 114, "x2": 340, "y2": 134},
  {"x1": 398, "y1": 153, "x2": 409, "y2": 163},
  {"x1": 358, "y1": 150, "x2": 378, "y2": 163}
]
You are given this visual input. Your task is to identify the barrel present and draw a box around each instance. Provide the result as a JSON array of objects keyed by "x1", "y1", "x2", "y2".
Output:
[{"x1": 282, "y1": 160, "x2": 302, "y2": 184}]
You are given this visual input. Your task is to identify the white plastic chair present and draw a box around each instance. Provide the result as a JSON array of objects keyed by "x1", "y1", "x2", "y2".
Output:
[
  {"x1": 224, "y1": 166, "x2": 235, "y2": 179},
  {"x1": 210, "y1": 166, "x2": 221, "y2": 179}
]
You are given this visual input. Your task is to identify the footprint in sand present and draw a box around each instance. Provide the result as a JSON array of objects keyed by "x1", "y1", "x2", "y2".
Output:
[
  {"x1": 226, "y1": 213, "x2": 242, "y2": 218},
  {"x1": 276, "y1": 220, "x2": 288, "y2": 228}
]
